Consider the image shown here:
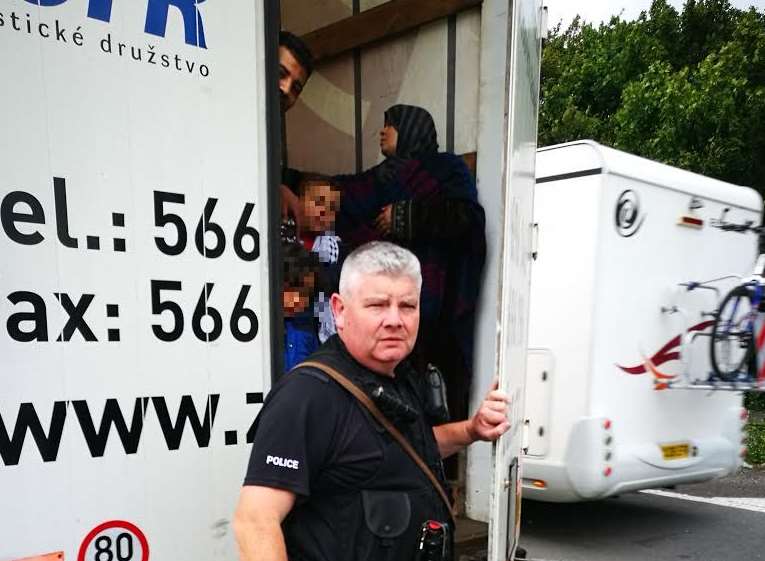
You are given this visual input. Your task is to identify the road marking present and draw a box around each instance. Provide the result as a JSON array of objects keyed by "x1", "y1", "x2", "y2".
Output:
[{"x1": 641, "y1": 489, "x2": 765, "y2": 514}]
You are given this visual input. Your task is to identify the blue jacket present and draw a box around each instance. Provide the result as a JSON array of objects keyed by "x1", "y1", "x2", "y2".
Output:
[{"x1": 284, "y1": 315, "x2": 319, "y2": 372}]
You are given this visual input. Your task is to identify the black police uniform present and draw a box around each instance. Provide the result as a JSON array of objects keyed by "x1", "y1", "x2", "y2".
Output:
[{"x1": 244, "y1": 335, "x2": 451, "y2": 561}]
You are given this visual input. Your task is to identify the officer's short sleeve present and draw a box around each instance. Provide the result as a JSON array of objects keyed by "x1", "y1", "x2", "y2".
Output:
[{"x1": 243, "y1": 369, "x2": 343, "y2": 496}]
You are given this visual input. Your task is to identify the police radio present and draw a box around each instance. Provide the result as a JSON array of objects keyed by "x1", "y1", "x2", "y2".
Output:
[
  {"x1": 423, "y1": 363, "x2": 450, "y2": 424},
  {"x1": 371, "y1": 385, "x2": 419, "y2": 424},
  {"x1": 416, "y1": 520, "x2": 451, "y2": 561}
]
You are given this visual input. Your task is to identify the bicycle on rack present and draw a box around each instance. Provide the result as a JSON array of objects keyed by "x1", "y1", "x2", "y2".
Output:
[{"x1": 709, "y1": 213, "x2": 765, "y2": 382}]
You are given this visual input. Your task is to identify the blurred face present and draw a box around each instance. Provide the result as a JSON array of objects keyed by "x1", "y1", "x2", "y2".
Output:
[
  {"x1": 283, "y1": 289, "x2": 309, "y2": 316},
  {"x1": 379, "y1": 124, "x2": 398, "y2": 157},
  {"x1": 283, "y1": 273, "x2": 314, "y2": 316},
  {"x1": 279, "y1": 46, "x2": 308, "y2": 112},
  {"x1": 331, "y1": 272, "x2": 419, "y2": 376},
  {"x1": 301, "y1": 183, "x2": 341, "y2": 233}
]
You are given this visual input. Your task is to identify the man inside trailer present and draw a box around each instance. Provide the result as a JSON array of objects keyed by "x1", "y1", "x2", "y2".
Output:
[{"x1": 277, "y1": 30, "x2": 313, "y2": 232}]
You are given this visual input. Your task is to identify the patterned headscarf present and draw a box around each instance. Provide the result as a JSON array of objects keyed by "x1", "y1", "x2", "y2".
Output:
[
  {"x1": 386, "y1": 104, "x2": 438, "y2": 159},
  {"x1": 376, "y1": 104, "x2": 439, "y2": 186}
]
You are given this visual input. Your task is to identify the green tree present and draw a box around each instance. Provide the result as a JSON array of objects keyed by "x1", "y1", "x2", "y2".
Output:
[{"x1": 540, "y1": 0, "x2": 765, "y2": 192}]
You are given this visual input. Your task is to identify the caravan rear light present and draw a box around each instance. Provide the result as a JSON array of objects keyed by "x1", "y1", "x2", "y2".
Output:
[
  {"x1": 678, "y1": 215, "x2": 704, "y2": 228},
  {"x1": 603, "y1": 467, "x2": 613, "y2": 477},
  {"x1": 603, "y1": 419, "x2": 612, "y2": 430},
  {"x1": 604, "y1": 436, "x2": 613, "y2": 446},
  {"x1": 531, "y1": 480, "x2": 547, "y2": 489}
]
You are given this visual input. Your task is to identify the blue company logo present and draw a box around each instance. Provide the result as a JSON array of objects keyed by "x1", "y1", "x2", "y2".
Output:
[{"x1": 25, "y1": 0, "x2": 208, "y2": 48}]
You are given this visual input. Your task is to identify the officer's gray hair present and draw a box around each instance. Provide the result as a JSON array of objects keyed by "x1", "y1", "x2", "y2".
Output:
[{"x1": 339, "y1": 241, "x2": 422, "y2": 297}]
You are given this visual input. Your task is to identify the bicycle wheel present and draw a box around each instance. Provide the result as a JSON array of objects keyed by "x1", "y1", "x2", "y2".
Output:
[{"x1": 710, "y1": 285, "x2": 755, "y2": 381}]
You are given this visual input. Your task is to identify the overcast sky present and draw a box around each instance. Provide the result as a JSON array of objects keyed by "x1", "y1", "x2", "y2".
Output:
[{"x1": 545, "y1": 0, "x2": 765, "y2": 29}]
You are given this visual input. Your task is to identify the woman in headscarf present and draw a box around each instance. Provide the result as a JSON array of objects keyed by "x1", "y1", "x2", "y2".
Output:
[{"x1": 334, "y1": 104, "x2": 486, "y2": 420}]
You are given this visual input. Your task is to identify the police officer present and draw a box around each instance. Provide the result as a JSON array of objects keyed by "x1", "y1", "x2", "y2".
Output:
[{"x1": 234, "y1": 241, "x2": 510, "y2": 561}]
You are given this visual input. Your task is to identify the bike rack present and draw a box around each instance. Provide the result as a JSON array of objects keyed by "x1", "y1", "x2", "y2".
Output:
[
  {"x1": 660, "y1": 219, "x2": 765, "y2": 392},
  {"x1": 665, "y1": 378, "x2": 765, "y2": 392},
  {"x1": 657, "y1": 275, "x2": 765, "y2": 392}
]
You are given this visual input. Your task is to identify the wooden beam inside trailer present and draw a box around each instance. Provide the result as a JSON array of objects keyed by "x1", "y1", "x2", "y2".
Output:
[{"x1": 302, "y1": 0, "x2": 483, "y2": 64}]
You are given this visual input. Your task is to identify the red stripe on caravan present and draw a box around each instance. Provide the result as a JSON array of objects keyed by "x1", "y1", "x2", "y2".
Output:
[
  {"x1": 679, "y1": 216, "x2": 703, "y2": 227},
  {"x1": 618, "y1": 364, "x2": 648, "y2": 375},
  {"x1": 644, "y1": 355, "x2": 677, "y2": 380},
  {"x1": 617, "y1": 321, "x2": 714, "y2": 375},
  {"x1": 651, "y1": 335, "x2": 682, "y2": 363},
  {"x1": 649, "y1": 321, "x2": 713, "y2": 363},
  {"x1": 618, "y1": 351, "x2": 680, "y2": 375}
]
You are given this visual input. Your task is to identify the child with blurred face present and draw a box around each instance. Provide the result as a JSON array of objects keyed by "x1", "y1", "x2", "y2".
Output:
[
  {"x1": 299, "y1": 178, "x2": 342, "y2": 248},
  {"x1": 282, "y1": 243, "x2": 320, "y2": 371},
  {"x1": 282, "y1": 270, "x2": 314, "y2": 317},
  {"x1": 298, "y1": 177, "x2": 344, "y2": 343}
]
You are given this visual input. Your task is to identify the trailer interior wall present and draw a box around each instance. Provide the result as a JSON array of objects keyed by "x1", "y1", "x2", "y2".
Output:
[
  {"x1": 282, "y1": 4, "x2": 481, "y2": 174},
  {"x1": 282, "y1": 1, "x2": 356, "y2": 175}
]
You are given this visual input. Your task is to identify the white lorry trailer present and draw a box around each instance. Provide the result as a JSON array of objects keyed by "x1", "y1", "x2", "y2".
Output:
[
  {"x1": 1, "y1": 1, "x2": 544, "y2": 559},
  {"x1": 522, "y1": 140, "x2": 760, "y2": 502}
]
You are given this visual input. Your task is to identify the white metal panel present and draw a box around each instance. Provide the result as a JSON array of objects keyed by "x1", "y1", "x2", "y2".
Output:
[
  {"x1": 536, "y1": 141, "x2": 605, "y2": 177},
  {"x1": 537, "y1": 141, "x2": 761, "y2": 211},
  {"x1": 524, "y1": 350, "x2": 553, "y2": 456},
  {"x1": 1, "y1": 2, "x2": 271, "y2": 559},
  {"x1": 473, "y1": 0, "x2": 543, "y2": 559},
  {"x1": 524, "y1": 175, "x2": 602, "y2": 465}
]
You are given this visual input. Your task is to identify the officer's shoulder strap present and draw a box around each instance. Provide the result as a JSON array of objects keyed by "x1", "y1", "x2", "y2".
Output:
[
  {"x1": 290, "y1": 365, "x2": 331, "y2": 383},
  {"x1": 297, "y1": 360, "x2": 457, "y2": 521}
]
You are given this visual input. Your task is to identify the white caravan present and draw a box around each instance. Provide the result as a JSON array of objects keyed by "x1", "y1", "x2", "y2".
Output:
[
  {"x1": 1, "y1": 1, "x2": 543, "y2": 560},
  {"x1": 522, "y1": 140, "x2": 760, "y2": 502}
]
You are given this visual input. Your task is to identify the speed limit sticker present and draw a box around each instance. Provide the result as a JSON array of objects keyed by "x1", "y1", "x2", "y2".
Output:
[{"x1": 77, "y1": 521, "x2": 149, "y2": 561}]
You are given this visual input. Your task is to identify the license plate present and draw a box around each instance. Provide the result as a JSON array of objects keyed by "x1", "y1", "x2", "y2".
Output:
[{"x1": 661, "y1": 443, "x2": 690, "y2": 460}]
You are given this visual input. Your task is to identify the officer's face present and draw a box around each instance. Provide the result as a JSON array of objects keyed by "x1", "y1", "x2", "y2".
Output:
[{"x1": 331, "y1": 273, "x2": 420, "y2": 376}]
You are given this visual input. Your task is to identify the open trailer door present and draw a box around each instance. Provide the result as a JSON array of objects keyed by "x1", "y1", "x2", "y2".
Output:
[
  {"x1": 0, "y1": 1, "x2": 280, "y2": 559},
  {"x1": 475, "y1": 0, "x2": 543, "y2": 559}
]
